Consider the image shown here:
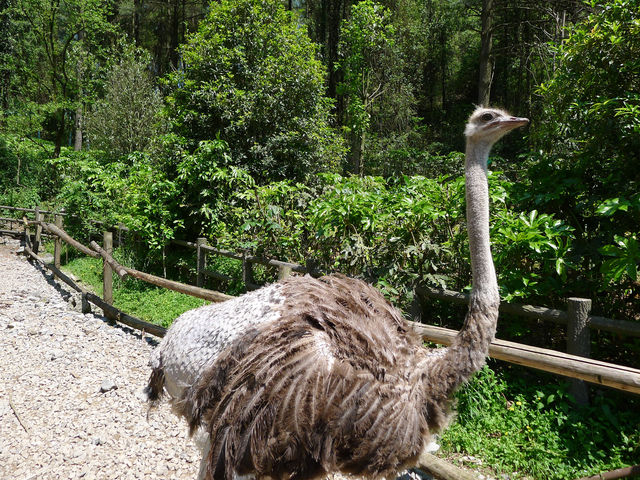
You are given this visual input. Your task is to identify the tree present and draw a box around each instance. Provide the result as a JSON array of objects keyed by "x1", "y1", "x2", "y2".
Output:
[
  {"x1": 85, "y1": 42, "x2": 164, "y2": 157},
  {"x1": 303, "y1": 0, "x2": 353, "y2": 105},
  {"x1": 336, "y1": 0, "x2": 415, "y2": 175},
  {"x1": 165, "y1": 0, "x2": 344, "y2": 182},
  {"x1": 529, "y1": 0, "x2": 640, "y2": 311},
  {"x1": 8, "y1": 0, "x2": 114, "y2": 156},
  {"x1": 477, "y1": 0, "x2": 494, "y2": 106},
  {"x1": 0, "y1": 0, "x2": 14, "y2": 125},
  {"x1": 112, "y1": 0, "x2": 208, "y2": 76}
]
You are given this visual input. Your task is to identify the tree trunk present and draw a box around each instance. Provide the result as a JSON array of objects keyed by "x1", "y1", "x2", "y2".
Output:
[
  {"x1": 133, "y1": 0, "x2": 141, "y2": 43},
  {"x1": 169, "y1": 0, "x2": 180, "y2": 69},
  {"x1": 440, "y1": 28, "x2": 447, "y2": 112},
  {"x1": 74, "y1": 30, "x2": 85, "y2": 151},
  {"x1": 53, "y1": 109, "x2": 65, "y2": 158},
  {"x1": 477, "y1": 0, "x2": 494, "y2": 106},
  {"x1": 74, "y1": 104, "x2": 83, "y2": 151},
  {"x1": 350, "y1": 129, "x2": 364, "y2": 176},
  {"x1": 0, "y1": 71, "x2": 8, "y2": 127},
  {"x1": 327, "y1": 0, "x2": 347, "y2": 100}
]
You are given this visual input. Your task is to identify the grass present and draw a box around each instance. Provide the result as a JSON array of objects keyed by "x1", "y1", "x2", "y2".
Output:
[
  {"x1": 59, "y1": 247, "x2": 208, "y2": 328},
  {"x1": 439, "y1": 363, "x2": 640, "y2": 479}
]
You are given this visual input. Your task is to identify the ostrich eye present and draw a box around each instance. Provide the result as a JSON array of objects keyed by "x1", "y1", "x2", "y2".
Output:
[{"x1": 480, "y1": 112, "x2": 494, "y2": 122}]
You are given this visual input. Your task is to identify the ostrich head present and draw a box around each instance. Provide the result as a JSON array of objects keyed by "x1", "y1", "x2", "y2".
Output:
[{"x1": 464, "y1": 106, "x2": 529, "y2": 145}]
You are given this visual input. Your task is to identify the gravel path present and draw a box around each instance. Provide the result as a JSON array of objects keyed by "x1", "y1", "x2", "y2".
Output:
[{"x1": 0, "y1": 238, "x2": 200, "y2": 480}]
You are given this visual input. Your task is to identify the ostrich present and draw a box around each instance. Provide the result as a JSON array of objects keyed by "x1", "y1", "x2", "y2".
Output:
[{"x1": 146, "y1": 107, "x2": 529, "y2": 480}]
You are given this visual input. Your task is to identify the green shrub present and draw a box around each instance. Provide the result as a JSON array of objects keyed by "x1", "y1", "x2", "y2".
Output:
[{"x1": 441, "y1": 365, "x2": 640, "y2": 479}]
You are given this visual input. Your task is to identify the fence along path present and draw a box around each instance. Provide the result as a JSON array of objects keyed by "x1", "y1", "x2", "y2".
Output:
[
  {"x1": 2, "y1": 205, "x2": 640, "y2": 399},
  {"x1": 2, "y1": 213, "x2": 475, "y2": 480}
]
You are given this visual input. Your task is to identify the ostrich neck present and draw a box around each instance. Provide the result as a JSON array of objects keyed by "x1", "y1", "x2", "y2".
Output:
[
  {"x1": 419, "y1": 138, "x2": 500, "y2": 405},
  {"x1": 465, "y1": 139, "x2": 498, "y2": 301}
]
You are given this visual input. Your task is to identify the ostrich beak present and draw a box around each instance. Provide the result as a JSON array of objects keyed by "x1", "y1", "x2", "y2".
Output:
[{"x1": 497, "y1": 116, "x2": 529, "y2": 131}]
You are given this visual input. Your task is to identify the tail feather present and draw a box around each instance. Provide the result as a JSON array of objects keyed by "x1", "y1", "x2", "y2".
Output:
[{"x1": 144, "y1": 367, "x2": 166, "y2": 402}]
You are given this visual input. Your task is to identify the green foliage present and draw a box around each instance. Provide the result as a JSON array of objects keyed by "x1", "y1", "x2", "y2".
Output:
[
  {"x1": 165, "y1": 0, "x2": 345, "y2": 182},
  {"x1": 202, "y1": 168, "x2": 574, "y2": 308},
  {"x1": 528, "y1": 0, "x2": 640, "y2": 314},
  {"x1": 167, "y1": 138, "x2": 250, "y2": 237},
  {"x1": 0, "y1": 135, "x2": 57, "y2": 206},
  {"x1": 336, "y1": 0, "x2": 416, "y2": 174},
  {"x1": 233, "y1": 180, "x2": 311, "y2": 259},
  {"x1": 492, "y1": 209, "x2": 574, "y2": 301},
  {"x1": 441, "y1": 365, "x2": 640, "y2": 479},
  {"x1": 4, "y1": 0, "x2": 116, "y2": 153},
  {"x1": 50, "y1": 150, "x2": 182, "y2": 252},
  {"x1": 599, "y1": 234, "x2": 640, "y2": 285},
  {"x1": 85, "y1": 41, "x2": 165, "y2": 156},
  {"x1": 307, "y1": 174, "x2": 463, "y2": 289},
  {"x1": 337, "y1": 0, "x2": 397, "y2": 134},
  {"x1": 62, "y1": 253, "x2": 206, "y2": 327},
  {"x1": 305, "y1": 173, "x2": 574, "y2": 304}
]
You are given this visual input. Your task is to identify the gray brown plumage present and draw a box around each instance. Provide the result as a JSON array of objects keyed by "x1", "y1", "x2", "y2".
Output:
[
  {"x1": 146, "y1": 107, "x2": 529, "y2": 480},
  {"x1": 176, "y1": 274, "x2": 433, "y2": 480}
]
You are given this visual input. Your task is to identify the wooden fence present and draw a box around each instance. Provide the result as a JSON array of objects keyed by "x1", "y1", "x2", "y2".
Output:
[
  {"x1": 1, "y1": 205, "x2": 640, "y2": 400},
  {"x1": 3, "y1": 205, "x2": 640, "y2": 480}
]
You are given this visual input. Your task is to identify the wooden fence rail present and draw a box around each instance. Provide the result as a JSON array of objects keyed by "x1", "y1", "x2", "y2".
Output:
[
  {"x1": 415, "y1": 286, "x2": 640, "y2": 403},
  {"x1": 0, "y1": 205, "x2": 65, "y2": 216},
  {"x1": 415, "y1": 286, "x2": 640, "y2": 337},
  {"x1": 411, "y1": 323, "x2": 640, "y2": 395},
  {"x1": 171, "y1": 238, "x2": 317, "y2": 291},
  {"x1": 2, "y1": 210, "x2": 640, "y2": 397}
]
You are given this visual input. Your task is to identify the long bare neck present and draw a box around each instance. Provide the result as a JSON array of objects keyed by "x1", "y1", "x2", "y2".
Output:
[
  {"x1": 422, "y1": 138, "x2": 500, "y2": 403},
  {"x1": 465, "y1": 139, "x2": 499, "y2": 302}
]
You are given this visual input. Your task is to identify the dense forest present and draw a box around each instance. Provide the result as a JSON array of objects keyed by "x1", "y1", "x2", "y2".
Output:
[{"x1": 0, "y1": 0, "x2": 639, "y2": 477}]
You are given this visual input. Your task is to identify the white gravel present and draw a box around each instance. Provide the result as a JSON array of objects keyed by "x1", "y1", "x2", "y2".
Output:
[{"x1": 0, "y1": 238, "x2": 200, "y2": 480}]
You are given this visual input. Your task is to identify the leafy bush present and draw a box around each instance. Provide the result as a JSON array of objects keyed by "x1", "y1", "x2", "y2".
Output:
[
  {"x1": 208, "y1": 168, "x2": 574, "y2": 310},
  {"x1": 0, "y1": 135, "x2": 59, "y2": 207},
  {"x1": 441, "y1": 364, "x2": 640, "y2": 479},
  {"x1": 85, "y1": 41, "x2": 165, "y2": 157},
  {"x1": 50, "y1": 150, "x2": 183, "y2": 257}
]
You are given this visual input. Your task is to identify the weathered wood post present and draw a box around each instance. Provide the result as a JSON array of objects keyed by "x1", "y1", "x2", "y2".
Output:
[
  {"x1": 33, "y1": 206, "x2": 42, "y2": 254},
  {"x1": 53, "y1": 214, "x2": 63, "y2": 270},
  {"x1": 103, "y1": 231, "x2": 115, "y2": 322},
  {"x1": 567, "y1": 297, "x2": 592, "y2": 405},
  {"x1": 22, "y1": 215, "x2": 32, "y2": 250},
  {"x1": 277, "y1": 265, "x2": 292, "y2": 280},
  {"x1": 118, "y1": 223, "x2": 125, "y2": 247},
  {"x1": 196, "y1": 237, "x2": 207, "y2": 287},
  {"x1": 242, "y1": 251, "x2": 256, "y2": 290}
]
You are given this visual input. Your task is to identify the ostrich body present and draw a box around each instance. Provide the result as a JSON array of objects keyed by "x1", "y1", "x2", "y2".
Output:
[{"x1": 146, "y1": 107, "x2": 528, "y2": 480}]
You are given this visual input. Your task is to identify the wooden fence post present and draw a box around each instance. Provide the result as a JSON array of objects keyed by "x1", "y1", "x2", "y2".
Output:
[
  {"x1": 196, "y1": 237, "x2": 207, "y2": 288},
  {"x1": 34, "y1": 206, "x2": 42, "y2": 254},
  {"x1": 567, "y1": 297, "x2": 592, "y2": 405},
  {"x1": 242, "y1": 251, "x2": 256, "y2": 290},
  {"x1": 277, "y1": 265, "x2": 292, "y2": 280},
  {"x1": 118, "y1": 223, "x2": 125, "y2": 247},
  {"x1": 103, "y1": 231, "x2": 115, "y2": 322},
  {"x1": 53, "y1": 214, "x2": 62, "y2": 270}
]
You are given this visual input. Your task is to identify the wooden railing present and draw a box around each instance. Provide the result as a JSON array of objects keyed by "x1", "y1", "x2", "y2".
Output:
[
  {"x1": 171, "y1": 238, "x2": 317, "y2": 290},
  {"x1": 414, "y1": 287, "x2": 640, "y2": 402},
  {"x1": 1, "y1": 206, "x2": 639, "y2": 398}
]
